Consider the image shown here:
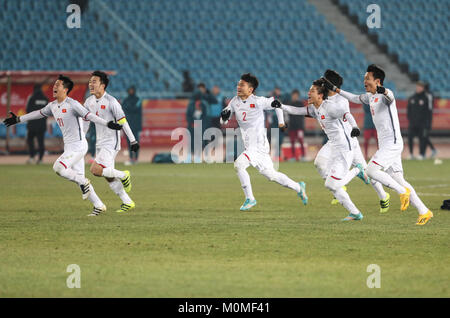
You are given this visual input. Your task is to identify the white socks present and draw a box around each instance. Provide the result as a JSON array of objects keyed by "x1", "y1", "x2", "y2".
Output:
[
  {"x1": 270, "y1": 171, "x2": 301, "y2": 193},
  {"x1": 391, "y1": 172, "x2": 429, "y2": 215},
  {"x1": 366, "y1": 164, "x2": 406, "y2": 194},
  {"x1": 236, "y1": 169, "x2": 255, "y2": 201},
  {"x1": 109, "y1": 180, "x2": 133, "y2": 204},
  {"x1": 87, "y1": 185, "x2": 104, "y2": 208},
  {"x1": 334, "y1": 187, "x2": 361, "y2": 215},
  {"x1": 102, "y1": 167, "x2": 126, "y2": 179},
  {"x1": 370, "y1": 180, "x2": 387, "y2": 200}
]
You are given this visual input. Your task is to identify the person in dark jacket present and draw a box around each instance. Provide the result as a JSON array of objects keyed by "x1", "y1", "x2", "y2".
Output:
[
  {"x1": 407, "y1": 81, "x2": 432, "y2": 160},
  {"x1": 423, "y1": 83, "x2": 437, "y2": 158},
  {"x1": 121, "y1": 86, "x2": 142, "y2": 165},
  {"x1": 286, "y1": 89, "x2": 306, "y2": 161},
  {"x1": 26, "y1": 84, "x2": 48, "y2": 164}
]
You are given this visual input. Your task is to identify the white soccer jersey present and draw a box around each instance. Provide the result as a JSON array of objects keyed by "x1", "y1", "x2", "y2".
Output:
[
  {"x1": 340, "y1": 89, "x2": 402, "y2": 149},
  {"x1": 309, "y1": 99, "x2": 353, "y2": 152},
  {"x1": 327, "y1": 93, "x2": 359, "y2": 148},
  {"x1": 84, "y1": 92, "x2": 126, "y2": 150},
  {"x1": 226, "y1": 94, "x2": 282, "y2": 154},
  {"x1": 39, "y1": 97, "x2": 89, "y2": 144}
]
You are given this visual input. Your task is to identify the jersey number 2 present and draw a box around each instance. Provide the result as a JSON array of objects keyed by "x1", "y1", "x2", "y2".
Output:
[{"x1": 242, "y1": 112, "x2": 247, "y2": 121}]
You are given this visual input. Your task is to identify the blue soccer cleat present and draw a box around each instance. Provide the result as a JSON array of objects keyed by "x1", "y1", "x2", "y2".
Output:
[
  {"x1": 298, "y1": 181, "x2": 308, "y2": 205},
  {"x1": 240, "y1": 199, "x2": 257, "y2": 211},
  {"x1": 356, "y1": 164, "x2": 370, "y2": 184},
  {"x1": 342, "y1": 212, "x2": 364, "y2": 221}
]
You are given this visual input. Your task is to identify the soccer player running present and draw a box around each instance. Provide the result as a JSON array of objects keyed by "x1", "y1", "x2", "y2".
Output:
[
  {"x1": 317, "y1": 70, "x2": 390, "y2": 213},
  {"x1": 327, "y1": 64, "x2": 433, "y2": 225},
  {"x1": 84, "y1": 71, "x2": 139, "y2": 214},
  {"x1": 220, "y1": 73, "x2": 308, "y2": 211},
  {"x1": 3, "y1": 75, "x2": 123, "y2": 216},
  {"x1": 273, "y1": 78, "x2": 364, "y2": 221}
]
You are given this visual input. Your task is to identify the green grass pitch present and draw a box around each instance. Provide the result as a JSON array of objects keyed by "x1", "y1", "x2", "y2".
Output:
[{"x1": 1, "y1": 160, "x2": 449, "y2": 297}]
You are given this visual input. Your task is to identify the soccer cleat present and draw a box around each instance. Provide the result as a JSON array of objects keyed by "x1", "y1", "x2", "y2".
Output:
[
  {"x1": 331, "y1": 186, "x2": 346, "y2": 205},
  {"x1": 356, "y1": 164, "x2": 371, "y2": 184},
  {"x1": 342, "y1": 212, "x2": 364, "y2": 221},
  {"x1": 399, "y1": 188, "x2": 411, "y2": 211},
  {"x1": 116, "y1": 201, "x2": 136, "y2": 213},
  {"x1": 379, "y1": 192, "x2": 390, "y2": 213},
  {"x1": 298, "y1": 181, "x2": 308, "y2": 205},
  {"x1": 416, "y1": 210, "x2": 433, "y2": 226},
  {"x1": 240, "y1": 199, "x2": 257, "y2": 211},
  {"x1": 88, "y1": 204, "x2": 106, "y2": 216},
  {"x1": 80, "y1": 179, "x2": 91, "y2": 200},
  {"x1": 121, "y1": 170, "x2": 132, "y2": 193}
]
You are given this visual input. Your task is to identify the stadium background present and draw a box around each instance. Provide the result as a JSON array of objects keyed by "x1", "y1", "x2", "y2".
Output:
[{"x1": 1, "y1": 0, "x2": 449, "y2": 159}]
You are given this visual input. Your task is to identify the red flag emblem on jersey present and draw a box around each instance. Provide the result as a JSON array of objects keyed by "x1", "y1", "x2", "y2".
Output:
[
  {"x1": 101, "y1": 105, "x2": 106, "y2": 109},
  {"x1": 321, "y1": 115, "x2": 325, "y2": 119},
  {"x1": 62, "y1": 109, "x2": 67, "y2": 113},
  {"x1": 250, "y1": 104, "x2": 255, "y2": 108},
  {"x1": 374, "y1": 98, "x2": 379, "y2": 103}
]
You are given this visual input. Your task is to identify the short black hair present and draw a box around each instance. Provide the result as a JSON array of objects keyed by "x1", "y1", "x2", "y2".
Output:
[
  {"x1": 240, "y1": 73, "x2": 259, "y2": 92},
  {"x1": 366, "y1": 64, "x2": 385, "y2": 85},
  {"x1": 58, "y1": 74, "x2": 74, "y2": 94},
  {"x1": 324, "y1": 69, "x2": 343, "y2": 88},
  {"x1": 197, "y1": 82, "x2": 206, "y2": 89},
  {"x1": 92, "y1": 70, "x2": 109, "y2": 89},
  {"x1": 291, "y1": 89, "x2": 300, "y2": 96},
  {"x1": 312, "y1": 78, "x2": 328, "y2": 100}
]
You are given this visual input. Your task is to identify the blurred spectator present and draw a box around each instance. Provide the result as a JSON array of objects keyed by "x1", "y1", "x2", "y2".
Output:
[
  {"x1": 186, "y1": 87, "x2": 209, "y2": 160},
  {"x1": 362, "y1": 103, "x2": 377, "y2": 159},
  {"x1": 26, "y1": 84, "x2": 48, "y2": 164},
  {"x1": 285, "y1": 89, "x2": 306, "y2": 161},
  {"x1": 423, "y1": 83, "x2": 437, "y2": 158},
  {"x1": 407, "y1": 81, "x2": 432, "y2": 160},
  {"x1": 182, "y1": 70, "x2": 195, "y2": 94},
  {"x1": 209, "y1": 85, "x2": 226, "y2": 130},
  {"x1": 122, "y1": 86, "x2": 142, "y2": 165}
]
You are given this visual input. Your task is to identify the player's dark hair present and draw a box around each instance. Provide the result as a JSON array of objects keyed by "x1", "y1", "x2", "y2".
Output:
[
  {"x1": 324, "y1": 69, "x2": 343, "y2": 88},
  {"x1": 92, "y1": 70, "x2": 109, "y2": 89},
  {"x1": 312, "y1": 78, "x2": 328, "y2": 100},
  {"x1": 291, "y1": 89, "x2": 300, "y2": 96},
  {"x1": 240, "y1": 73, "x2": 259, "y2": 92},
  {"x1": 367, "y1": 64, "x2": 385, "y2": 85},
  {"x1": 58, "y1": 74, "x2": 74, "y2": 94}
]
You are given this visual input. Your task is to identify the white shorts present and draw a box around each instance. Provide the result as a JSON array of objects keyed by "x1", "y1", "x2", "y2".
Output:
[
  {"x1": 316, "y1": 142, "x2": 332, "y2": 160},
  {"x1": 95, "y1": 147, "x2": 119, "y2": 169},
  {"x1": 240, "y1": 150, "x2": 274, "y2": 173},
  {"x1": 370, "y1": 146, "x2": 403, "y2": 173},
  {"x1": 56, "y1": 140, "x2": 88, "y2": 175},
  {"x1": 327, "y1": 150, "x2": 354, "y2": 180},
  {"x1": 351, "y1": 141, "x2": 368, "y2": 168}
]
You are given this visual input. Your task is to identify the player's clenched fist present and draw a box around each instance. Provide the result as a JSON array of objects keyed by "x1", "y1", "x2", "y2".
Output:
[
  {"x1": 271, "y1": 99, "x2": 282, "y2": 108},
  {"x1": 107, "y1": 121, "x2": 122, "y2": 130}
]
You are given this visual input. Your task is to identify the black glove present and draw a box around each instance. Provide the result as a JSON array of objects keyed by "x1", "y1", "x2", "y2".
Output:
[
  {"x1": 376, "y1": 86, "x2": 386, "y2": 94},
  {"x1": 271, "y1": 99, "x2": 282, "y2": 108},
  {"x1": 322, "y1": 77, "x2": 337, "y2": 92},
  {"x1": 220, "y1": 109, "x2": 231, "y2": 122},
  {"x1": 3, "y1": 112, "x2": 19, "y2": 127},
  {"x1": 350, "y1": 127, "x2": 360, "y2": 137},
  {"x1": 130, "y1": 141, "x2": 140, "y2": 152},
  {"x1": 107, "y1": 121, "x2": 122, "y2": 130}
]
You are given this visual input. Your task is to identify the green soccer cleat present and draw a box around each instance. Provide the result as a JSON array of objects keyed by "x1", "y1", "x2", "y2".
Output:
[
  {"x1": 356, "y1": 164, "x2": 371, "y2": 184},
  {"x1": 120, "y1": 170, "x2": 132, "y2": 193},
  {"x1": 380, "y1": 193, "x2": 390, "y2": 213},
  {"x1": 240, "y1": 199, "x2": 257, "y2": 211},
  {"x1": 298, "y1": 181, "x2": 308, "y2": 205},
  {"x1": 116, "y1": 201, "x2": 135, "y2": 213},
  {"x1": 342, "y1": 212, "x2": 364, "y2": 221}
]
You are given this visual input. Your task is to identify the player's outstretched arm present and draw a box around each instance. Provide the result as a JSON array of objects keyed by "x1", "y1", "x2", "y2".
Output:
[
  {"x1": 377, "y1": 86, "x2": 394, "y2": 104},
  {"x1": 85, "y1": 112, "x2": 122, "y2": 130},
  {"x1": 338, "y1": 89, "x2": 368, "y2": 105},
  {"x1": 3, "y1": 110, "x2": 46, "y2": 127},
  {"x1": 272, "y1": 100, "x2": 309, "y2": 116},
  {"x1": 119, "y1": 118, "x2": 140, "y2": 152},
  {"x1": 220, "y1": 106, "x2": 232, "y2": 125}
]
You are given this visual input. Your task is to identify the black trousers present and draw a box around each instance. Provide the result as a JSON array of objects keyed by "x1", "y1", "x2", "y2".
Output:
[
  {"x1": 27, "y1": 130, "x2": 45, "y2": 160},
  {"x1": 408, "y1": 126, "x2": 426, "y2": 156}
]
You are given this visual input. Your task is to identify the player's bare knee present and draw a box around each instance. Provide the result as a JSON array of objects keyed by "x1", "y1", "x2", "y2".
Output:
[{"x1": 90, "y1": 163, "x2": 103, "y2": 177}]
